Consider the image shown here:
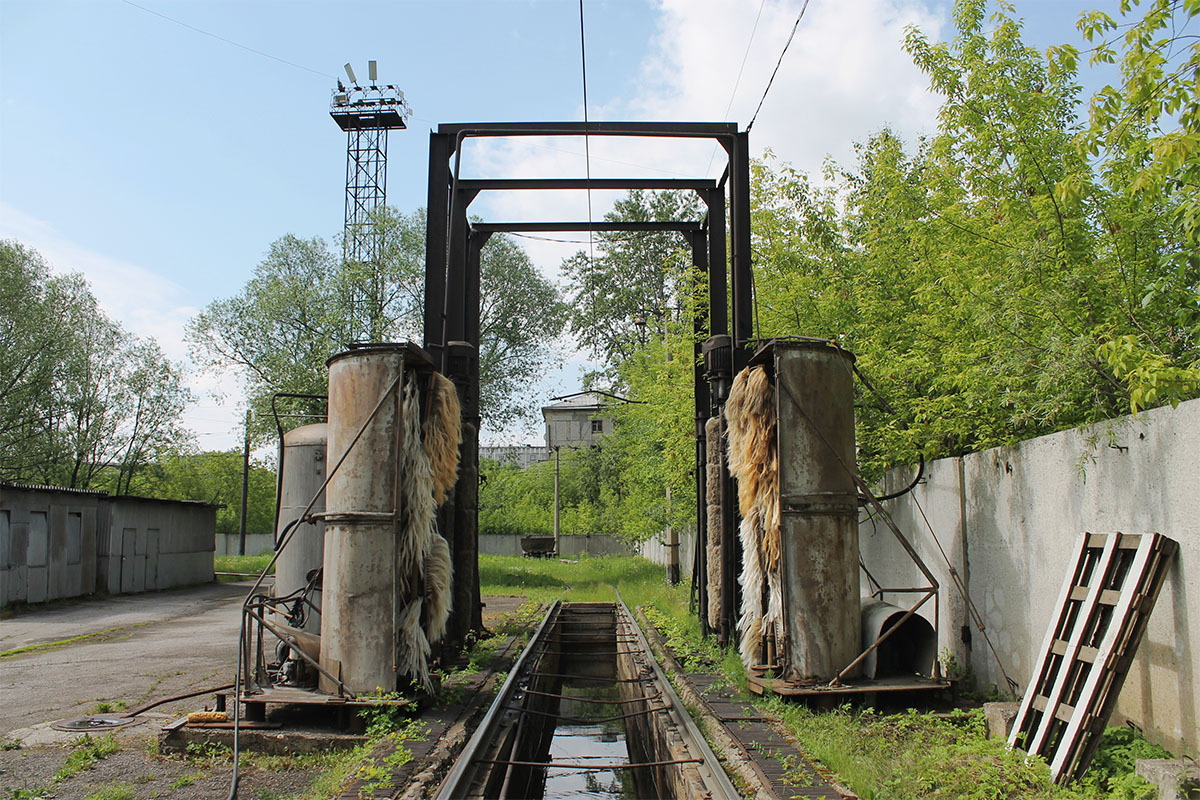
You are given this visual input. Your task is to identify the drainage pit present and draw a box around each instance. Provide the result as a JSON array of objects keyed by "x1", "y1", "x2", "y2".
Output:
[{"x1": 436, "y1": 601, "x2": 735, "y2": 799}]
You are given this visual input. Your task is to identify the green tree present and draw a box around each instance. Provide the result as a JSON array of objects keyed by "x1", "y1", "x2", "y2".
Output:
[
  {"x1": 189, "y1": 208, "x2": 566, "y2": 437},
  {"x1": 562, "y1": 190, "x2": 703, "y2": 377},
  {"x1": 479, "y1": 232, "x2": 568, "y2": 428},
  {"x1": 131, "y1": 450, "x2": 277, "y2": 535},
  {"x1": 0, "y1": 240, "x2": 193, "y2": 489},
  {"x1": 1058, "y1": 0, "x2": 1200, "y2": 409},
  {"x1": 0, "y1": 242, "x2": 77, "y2": 479},
  {"x1": 747, "y1": 0, "x2": 1197, "y2": 476}
]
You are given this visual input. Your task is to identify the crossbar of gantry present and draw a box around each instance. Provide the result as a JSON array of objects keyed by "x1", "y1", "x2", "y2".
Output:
[{"x1": 423, "y1": 122, "x2": 752, "y2": 650}]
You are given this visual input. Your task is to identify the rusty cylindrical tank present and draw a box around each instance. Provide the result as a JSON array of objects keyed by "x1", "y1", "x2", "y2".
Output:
[
  {"x1": 274, "y1": 423, "x2": 326, "y2": 633},
  {"x1": 774, "y1": 340, "x2": 862, "y2": 682},
  {"x1": 319, "y1": 345, "x2": 407, "y2": 694}
]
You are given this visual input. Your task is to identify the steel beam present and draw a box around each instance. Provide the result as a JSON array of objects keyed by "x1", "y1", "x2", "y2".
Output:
[
  {"x1": 437, "y1": 121, "x2": 738, "y2": 137},
  {"x1": 456, "y1": 178, "x2": 717, "y2": 193},
  {"x1": 470, "y1": 221, "x2": 703, "y2": 233}
]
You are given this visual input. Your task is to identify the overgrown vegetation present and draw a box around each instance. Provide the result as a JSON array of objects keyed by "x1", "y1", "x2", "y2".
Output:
[{"x1": 474, "y1": 554, "x2": 1172, "y2": 800}]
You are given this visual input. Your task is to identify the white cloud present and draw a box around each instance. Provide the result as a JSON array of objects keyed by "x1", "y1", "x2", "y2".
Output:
[
  {"x1": 631, "y1": 0, "x2": 945, "y2": 174},
  {"x1": 0, "y1": 202, "x2": 245, "y2": 451},
  {"x1": 463, "y1": 0, "x2": 945, "y2": 273}
]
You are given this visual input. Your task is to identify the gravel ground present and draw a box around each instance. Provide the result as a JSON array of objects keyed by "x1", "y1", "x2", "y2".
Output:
[
  {"x1": 0, "y1": 589, "x2": 532, "y2": 799},
  {"x1": 0, "y1": 733, "x2": 328, "y2": 799}
]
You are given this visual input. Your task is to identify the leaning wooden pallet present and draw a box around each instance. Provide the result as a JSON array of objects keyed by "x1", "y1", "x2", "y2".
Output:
[{"x1": 1009, "y1": 531, "x2": 1178, "y2": 783}]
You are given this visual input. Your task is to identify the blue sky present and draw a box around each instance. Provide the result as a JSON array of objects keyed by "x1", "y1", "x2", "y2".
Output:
[{"x1": 0, "y1": 0, "x2": 1110, "y2": 450}]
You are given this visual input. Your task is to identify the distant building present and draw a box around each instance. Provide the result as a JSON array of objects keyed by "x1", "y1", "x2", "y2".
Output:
[
  {"x1": 480, "y1": 445, "x2": 551, "y2": 469},
  {"x1": 542, "y1": 391, "x2": 628, "y2": 450}
]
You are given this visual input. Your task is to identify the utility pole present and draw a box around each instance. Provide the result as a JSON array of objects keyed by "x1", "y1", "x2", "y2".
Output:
[
  {"x1": 553, "y1": 445, "x2": 561, "y2": 556},
  {"x1": 239, "y1": 410, "x2": 251, "y2": 556},
  {"x1": 663, "y1": 325, "x2": 680, "y2": 584}
]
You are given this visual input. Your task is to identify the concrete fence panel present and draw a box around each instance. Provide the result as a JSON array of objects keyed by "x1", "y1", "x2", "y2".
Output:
[{"x1": 861, "y1": 397, "x2": 1200, "y2": 755}]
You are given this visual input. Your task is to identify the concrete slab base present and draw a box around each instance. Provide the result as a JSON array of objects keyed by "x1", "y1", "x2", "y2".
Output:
[
  {"x1": 1136, "y1": 759, "x2": 1200, "y2": 800},
  {"x1": 160, "y1": 723, "x2": 368, "y2": 756},
  {"x1": 983, "y1": 701, "x2": 1021, "y2": 739}
]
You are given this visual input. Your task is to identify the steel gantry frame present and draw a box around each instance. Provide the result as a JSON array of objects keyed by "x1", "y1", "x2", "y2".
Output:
[{"x1": 422, "y1": 122, "x2": 754, "y2": 649}]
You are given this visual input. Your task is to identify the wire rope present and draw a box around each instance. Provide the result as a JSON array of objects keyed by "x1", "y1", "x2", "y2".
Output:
[
  {"x1": 117, "y1": 0, "x2": 336, "y2": 79},
  {"x1": 747, "y1": 0, "x2": 811, "y2": 131}
]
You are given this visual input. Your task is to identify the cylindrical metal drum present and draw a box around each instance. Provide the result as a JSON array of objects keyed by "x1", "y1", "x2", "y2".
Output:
[
  {"x1": 274, "y1": 423, "x2": 326, "y2": 633},
  {"x1": 319, "y1": 345, "x2": 406, "y2": 695},
  {"x1": 775, "y1": 340, "x2": 862, "y2": 682}
]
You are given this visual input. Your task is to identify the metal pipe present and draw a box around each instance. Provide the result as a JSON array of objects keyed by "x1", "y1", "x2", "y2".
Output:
[{"x1": 833, "y1": 590, "x2": 936, "y2": 685}]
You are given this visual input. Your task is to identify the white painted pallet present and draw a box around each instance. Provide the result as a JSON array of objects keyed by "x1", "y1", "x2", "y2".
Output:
[{"x1": 1008, "y1": 531, "x2": 1177, "y2": 783}]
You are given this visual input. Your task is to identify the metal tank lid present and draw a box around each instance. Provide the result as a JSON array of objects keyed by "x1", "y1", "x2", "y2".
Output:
[
  {"x1": 748, "y1": 336, "x2": 856, "y2": 368},
  {"x1": 326, "y1": 341, "x2": 435, "y2": 369},
  {"x1": 282, "y1": 422, "x2": 328, "y2": 446}
]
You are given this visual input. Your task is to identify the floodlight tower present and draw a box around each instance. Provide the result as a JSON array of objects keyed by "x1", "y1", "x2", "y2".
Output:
[{"x1": 330, "y1": 60, "x2": 411, "y2": 341}]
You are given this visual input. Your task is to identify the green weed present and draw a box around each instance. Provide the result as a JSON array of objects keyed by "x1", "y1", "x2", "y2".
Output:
[
  {"x1": 54, "y1": 733, "x2": 120, "y2": 782},
  {"x1": 87, "y1": 699, "x2": 128, "y2": 715},
  {"x1": 83, "y1": 786, "x2": 135, "y2": 800},
  {"x1": 6, "y1": 787, "x2": 50, "y2": 800},
  {"x1": 1077, "y1": 726, "x2": 1172, "y2": 799}
]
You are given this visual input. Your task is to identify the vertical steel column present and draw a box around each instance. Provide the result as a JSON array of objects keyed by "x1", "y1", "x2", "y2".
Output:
[
  {"x1": 441, "y1": 190, "x2": 476, "y2": 367},
  {"x1": 704, "y1": 188, "x2": 727, "y2": 341},
  {"x1": 423, "y1": 132, "x2": 452, "y2": 363},
  {"x1": 728, "y1": 131, "x2": 754, "y2": 360},
  {"x1": 690, "y1": 229, "x2": 711, "y2": 634}
]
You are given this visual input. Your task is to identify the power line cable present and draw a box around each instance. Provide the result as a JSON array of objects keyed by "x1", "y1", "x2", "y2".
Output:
[
  {"x1": 747, "y1": 0, "x2": 810, "y2": 132},
  {"x1": 578, "y1": 0, "x2": 596, "y2": 264},
  {"x1": 117, "y1": 0, "x2": 336, "y2": 80},
  {"x1": 705, "y1": 0, "x2": 768, "y2": 174}
]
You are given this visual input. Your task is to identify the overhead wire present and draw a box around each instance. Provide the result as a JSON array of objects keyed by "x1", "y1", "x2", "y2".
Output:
[
  {"x1": 578, "y1": 0, "x2": 596, "y2": 265},
  {"x1": 747, "y1": 0, "x2": 811, "y2": 132},
  {"x1": 705, "y1": 0, "x2": 769, "y2": 175},
  {"x1": 117, "y1": 0, "x2": 336, "y2": 80}
]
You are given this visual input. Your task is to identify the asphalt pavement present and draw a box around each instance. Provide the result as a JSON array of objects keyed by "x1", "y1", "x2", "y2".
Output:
[{"x1": 0, "y1": 580, "x2": 252, "y2": 740}]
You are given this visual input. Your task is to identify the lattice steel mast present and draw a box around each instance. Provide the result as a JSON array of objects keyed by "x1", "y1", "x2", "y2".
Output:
[{"x1": 330, "y1": 60, "x2": 410, "y2": 342}]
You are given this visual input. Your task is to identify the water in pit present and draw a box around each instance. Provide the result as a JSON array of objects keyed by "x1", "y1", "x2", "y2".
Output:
[
  {"x1": 522, "y1": 608, "x2": 658, "y2": 800},
  {"x1": 540, "y1": 678, "x2": 642, "y2": 799}
]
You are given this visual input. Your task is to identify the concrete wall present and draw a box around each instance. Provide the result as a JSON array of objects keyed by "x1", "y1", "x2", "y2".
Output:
[
  {"x1": 640, "y1": 528, "x2": 697, "y2": 579},
  {"x1": 860, "y1": 397, "x2": 1200, "y2": 755},
  {"x1": 480, "y1": 446, "x2": 550, "y2": 469},
  {"x1": 479, "y1": 533, "x2": 633, "y2": 558},
  {"x1": 1, "y1": 485, "x2": 216, "y2": 606},
  {"x1": 214, "y1": 532, "x2": 274, "y2": 557}
]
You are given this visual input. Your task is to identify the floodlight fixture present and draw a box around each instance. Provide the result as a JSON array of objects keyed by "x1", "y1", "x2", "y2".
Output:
[
  {"x1": 344, "y1": 62, "x2": 357, "y2": 85},
  {"x1": 368, "y1": 60, "x2": 377, "y2": 83}
]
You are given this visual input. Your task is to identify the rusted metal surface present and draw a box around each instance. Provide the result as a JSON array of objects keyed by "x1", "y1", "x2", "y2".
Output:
[
  {"x1": 275, "y1": 423, "x2": 326, "y2": 633},
  {"x1": 319, "y1": 344, "x2": 407, "y2": 695},
  {"x1": 775, "y1": 341, "x2": 862, "y2": 683},
  {"x1": 859, "y1": 598, "x2": 938, "y2": 680}
]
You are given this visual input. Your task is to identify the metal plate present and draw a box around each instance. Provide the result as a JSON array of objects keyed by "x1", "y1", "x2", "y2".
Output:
[{"x1": 51, "y1": 715, "x2": 138, "y2": 732}]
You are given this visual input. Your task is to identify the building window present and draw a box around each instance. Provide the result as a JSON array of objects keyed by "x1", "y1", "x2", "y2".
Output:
[{"x1": 591, "y1": 419, "x2": 603, "y2": 434}]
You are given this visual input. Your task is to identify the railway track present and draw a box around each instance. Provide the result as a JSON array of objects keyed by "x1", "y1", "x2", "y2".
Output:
[{"x1": 435, "y1": 598, "x2": 739, "y2": 799}]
